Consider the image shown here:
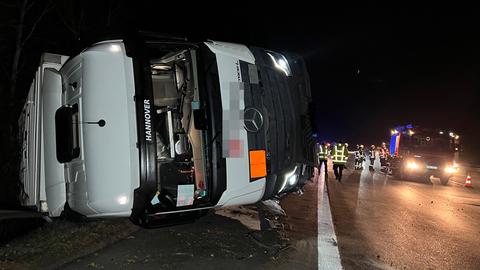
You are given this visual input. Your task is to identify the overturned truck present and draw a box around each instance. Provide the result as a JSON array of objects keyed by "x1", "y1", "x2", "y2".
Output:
[{"x1": 18, "y1": 34, "x2": 314, "y2": 227}]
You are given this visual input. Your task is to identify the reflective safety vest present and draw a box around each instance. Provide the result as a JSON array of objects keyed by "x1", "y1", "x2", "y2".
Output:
[
  {"x1": 379, "y1": 147, "x2": 389, "y2": 159},
  {"x1": 332, "y1": 144, "x2": 348, "y2": 165},
  {"x1": 317, "y1": 145, "x2": 329, "y2": 160}
]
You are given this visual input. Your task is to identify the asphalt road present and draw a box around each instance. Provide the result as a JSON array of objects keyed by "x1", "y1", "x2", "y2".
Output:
[{"x1": 327, "y1": 159, "x2": 480, "y2": 270}]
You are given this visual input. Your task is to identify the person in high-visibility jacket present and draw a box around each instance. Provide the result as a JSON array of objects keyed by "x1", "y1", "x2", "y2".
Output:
[
  {"x1": 316, "y1": 142, "x2": 330, "y2": 178},
  {"x1": 331, "y1": 141, "x2": 349, "y2": 181},
  {"x1": 379, "y1": 142, "x2": 390, "y2": 173},
  {"x1": 369, "y1": 145, "x2": 376, "y2": 171},
  {"x1": 354, "y1": 144, "x2": 365, "y2": 170}
]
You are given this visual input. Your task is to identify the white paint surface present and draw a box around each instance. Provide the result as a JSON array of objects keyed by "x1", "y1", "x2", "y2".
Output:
[{"x1": 318, "y1": 167, "x2": 343, "y2": 269}]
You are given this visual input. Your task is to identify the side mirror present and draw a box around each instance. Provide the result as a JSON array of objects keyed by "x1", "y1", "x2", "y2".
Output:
[{"x1": 193, "y1": 109, "x2": 208, "y2": 130}]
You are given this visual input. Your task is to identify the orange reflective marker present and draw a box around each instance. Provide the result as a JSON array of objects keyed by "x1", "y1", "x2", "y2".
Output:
[{"x1": 249, "y1": 150, "x2": 267, "y2": 179}]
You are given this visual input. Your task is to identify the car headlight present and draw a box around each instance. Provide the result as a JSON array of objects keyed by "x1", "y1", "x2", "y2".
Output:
[
  {"x1": 444, "y1": 165, "x2": 458, "y2": 174},
  {"x1": 267, "y1": 52, "x2": 292, "y2": 76},
  {"x1": 406, "y1": 160, "x2": 419, "y2": 170}
]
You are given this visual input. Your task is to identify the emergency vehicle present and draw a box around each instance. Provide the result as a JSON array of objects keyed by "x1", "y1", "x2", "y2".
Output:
[
  {"x1": 388, "y1": 125, "x2": 459, "y2": 185},
  {"x1": 18, "y1": 34, "x2": 314, "y2": 227}
]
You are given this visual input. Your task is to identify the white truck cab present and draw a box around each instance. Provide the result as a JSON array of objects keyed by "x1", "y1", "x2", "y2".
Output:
[{"x1": 19, "y1": 34, "x2": 314, "y2": 227}]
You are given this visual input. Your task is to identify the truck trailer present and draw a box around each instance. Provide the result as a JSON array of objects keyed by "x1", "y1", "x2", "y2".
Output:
[{"x1": 18, "y1": 34, "x2": 314, "y2": 227}]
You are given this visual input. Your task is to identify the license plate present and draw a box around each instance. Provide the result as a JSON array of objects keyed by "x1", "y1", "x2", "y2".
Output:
[{"x1": 426, "y1": 165, "x2": 438, "y2": 170}]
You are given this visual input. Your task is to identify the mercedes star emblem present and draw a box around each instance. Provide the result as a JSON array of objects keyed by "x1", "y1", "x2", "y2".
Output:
[{"x1": 244, "y1": 107, "x2": 264, "y2": 133}]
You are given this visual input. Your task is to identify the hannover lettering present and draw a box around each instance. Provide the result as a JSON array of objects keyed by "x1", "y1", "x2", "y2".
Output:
[{"x1": 144, "y1": 99, "x2": 152, "y2": 141}]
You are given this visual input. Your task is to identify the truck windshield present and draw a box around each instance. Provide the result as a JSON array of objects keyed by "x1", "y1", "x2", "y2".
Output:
[
  {"x1": 147, "y1": 47, "x2": 209, "y2": 210},
  {"x1": 410, "y1": 135, "x2": 452, "y2": 155}
]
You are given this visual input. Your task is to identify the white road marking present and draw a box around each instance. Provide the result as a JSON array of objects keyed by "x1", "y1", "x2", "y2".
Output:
[{"x1": 317, "y1": 167, "x2": 343, "y2": 270}]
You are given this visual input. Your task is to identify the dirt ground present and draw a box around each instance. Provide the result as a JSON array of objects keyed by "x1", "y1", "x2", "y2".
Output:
[
  {"x1": 0, "y1": 181, "x2": 319, "y2": 270},
  {"x1": 0, "y1": 218, "x2": 138, "y2": 270}
]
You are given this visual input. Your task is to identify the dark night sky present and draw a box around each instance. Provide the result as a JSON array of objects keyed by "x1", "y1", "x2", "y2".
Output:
[{"x1": 2, "y1": 2, "x2": 479, "y2": 163}]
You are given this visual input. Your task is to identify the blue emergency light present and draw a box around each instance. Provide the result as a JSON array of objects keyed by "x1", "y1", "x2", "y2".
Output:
[
  {"x1": 390, "y1": 135, "x2": 397, "y2": 155},
  {"x1": 389, "y1": 124, "x2": 413, "y2": 156}
]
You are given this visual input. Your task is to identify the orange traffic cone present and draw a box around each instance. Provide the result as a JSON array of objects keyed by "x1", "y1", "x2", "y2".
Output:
[{"x1": 465, "y1": 175, "x2": 473, "y2": 187}]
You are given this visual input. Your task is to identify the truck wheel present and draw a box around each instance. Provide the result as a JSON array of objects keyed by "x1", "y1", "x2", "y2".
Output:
[
  {"x1": 399, "y1": 169, "x2": 409, "y2": 180},
  {"x1": 392, "y1": 168, "x2": 401, "y2": 178},
  {"x1": 425, "y1": 175, "x2": 433, "y2": 183},
  {"x1": 440, "y1": 177, "x2": 449, "y2": 185}
]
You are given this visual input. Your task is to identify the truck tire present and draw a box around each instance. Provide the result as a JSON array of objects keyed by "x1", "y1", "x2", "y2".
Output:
[
  {"x1": 440, "y1": 176, "x2": 449, "y2": 185},
  {"x1": 399, "y1": 169, "x2": 409, "y2": 181},
  {"x1": 392, "y1": 168, "x2": 401, "y2": 178},
  {"x1": 425, "y1": 175, "x2": 433, "y2": 183}
]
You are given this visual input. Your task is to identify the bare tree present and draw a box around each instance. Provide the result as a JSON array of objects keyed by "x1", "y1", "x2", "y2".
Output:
[
  {"x1": 52, "y1": 0, "x2": 85, "y2": 41},
  {"x1": 53, "y1": 0, "x2": 124, "y2": 42},
  {"x1": 8, "y1": 0, "x2": 28, "y2": 103},
  {"x1": 8, "y1": 0, "x2": 52, "y2": 103},
  {"x1": 0, "y1": 0, "x2": 52, "y2": 208}
]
